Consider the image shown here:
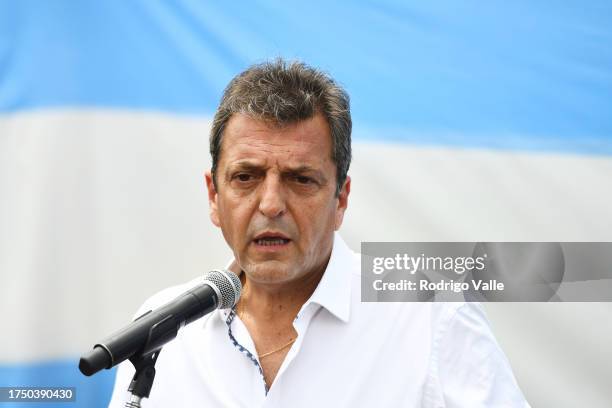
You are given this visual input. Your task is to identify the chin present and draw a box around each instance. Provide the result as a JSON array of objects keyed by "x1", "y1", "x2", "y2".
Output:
[{"x1": 243, "y1": 260, "x2": 296, "y2": 284}]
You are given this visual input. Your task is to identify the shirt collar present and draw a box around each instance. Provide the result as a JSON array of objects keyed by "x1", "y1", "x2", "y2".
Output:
[
  {"x1": 304, "y1": 232, "x2": 353, "y2": 323},
  {"x1": 219, "y1": 232, "x2": 354, "y2": 323}
]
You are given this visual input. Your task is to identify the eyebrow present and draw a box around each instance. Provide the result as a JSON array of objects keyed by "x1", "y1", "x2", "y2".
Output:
[{"x1": 227, "y1": 161, "x2": 264, "y2": 172}]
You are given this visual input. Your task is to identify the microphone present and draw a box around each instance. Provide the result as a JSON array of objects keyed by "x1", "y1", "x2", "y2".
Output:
[{"x1": 78, "y1": 269, "x2": 241, "y2": 376}]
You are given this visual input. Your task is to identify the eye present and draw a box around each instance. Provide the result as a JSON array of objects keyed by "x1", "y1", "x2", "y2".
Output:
[
  {"x1": 236, "y1": 173, "x2": 252, "y2": 182},
  {"x1": 294, "y1": 175, "x2": 313, "y2": 184},
  {"x1": 230, "y1": 173, "x2": 258, "y2": 187}
]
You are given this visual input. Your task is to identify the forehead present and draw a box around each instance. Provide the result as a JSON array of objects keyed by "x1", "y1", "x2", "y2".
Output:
[{"x1": 219, "y1": 113, "x2": 334, "y2": 169}]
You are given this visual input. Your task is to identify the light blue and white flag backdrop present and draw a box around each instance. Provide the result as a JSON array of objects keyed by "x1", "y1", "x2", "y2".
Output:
[{"x1": 1, "y1": 1, "x2": 611, "y2": 407}]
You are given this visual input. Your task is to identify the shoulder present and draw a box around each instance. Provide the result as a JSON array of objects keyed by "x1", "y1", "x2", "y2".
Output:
[
  {"x1": 431, "y1": 301, "x2": 488, "y2": 331},
  {"x1": 132, "y1": 276, "x2": 209, "y2": 318},
  {"x1": 424, "y1": 302, "x2": 530, "y2": 406}
]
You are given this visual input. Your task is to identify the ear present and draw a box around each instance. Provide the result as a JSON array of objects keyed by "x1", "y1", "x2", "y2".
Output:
[
  {"x1": 334, "y1": 176, "x2": 351, "y2": 230},
  {"x1": 205, "y1": 170, "x2": 221, "y2": 227}
]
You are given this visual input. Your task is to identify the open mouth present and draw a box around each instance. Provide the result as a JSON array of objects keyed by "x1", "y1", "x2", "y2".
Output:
[{"x1": 254, "y1": 237, "x2": 291, "y2": 246}]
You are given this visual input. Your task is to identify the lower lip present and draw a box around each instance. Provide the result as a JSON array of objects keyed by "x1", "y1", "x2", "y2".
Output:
[{"x1": 252, "y1": 239, "x2": 291, "y2": 252}]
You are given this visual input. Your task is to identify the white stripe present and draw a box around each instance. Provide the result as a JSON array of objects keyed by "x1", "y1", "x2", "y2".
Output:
[
  {"x1": 345, "y1": 141, "x2": 612, "y2": 245},
  {"x1": 0, "y1": 110, "x2": 229, "y2": 362}
]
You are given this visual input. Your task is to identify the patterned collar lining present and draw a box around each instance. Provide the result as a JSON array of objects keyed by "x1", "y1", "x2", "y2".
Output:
[{"x1": 225, "y1": 307, "x2": 269, "y2": 395}]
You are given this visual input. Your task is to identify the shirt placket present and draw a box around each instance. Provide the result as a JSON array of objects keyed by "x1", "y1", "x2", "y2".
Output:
[
  {"x1": 224, "y1": 303, "x2": 321, "y2": 405},
  {"x1": 225, "y1": 308, "x2": 269, "y2": 396}
]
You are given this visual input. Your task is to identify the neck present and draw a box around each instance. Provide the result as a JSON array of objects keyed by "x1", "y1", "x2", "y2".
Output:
[{"x1": 237, "y1": 262, "x2": 327, "y2": 324}]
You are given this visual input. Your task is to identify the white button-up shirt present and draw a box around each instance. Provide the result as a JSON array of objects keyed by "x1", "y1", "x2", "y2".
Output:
[{"x1": 109, "y1": 234, "x2": 529, "y2": 407}]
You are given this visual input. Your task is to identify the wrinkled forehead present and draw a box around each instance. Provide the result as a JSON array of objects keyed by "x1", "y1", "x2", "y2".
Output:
[{"x1": 218, "y1": 113, "x2": 334, "y2": 169}]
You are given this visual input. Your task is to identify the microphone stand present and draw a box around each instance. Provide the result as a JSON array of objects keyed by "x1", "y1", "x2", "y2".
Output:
[
  {"x1": 123, "y1": 305, "x2": 180, "y2": 407},
  {"x1": 124, "y1": 349, "x2": 161, "y2": 408}
]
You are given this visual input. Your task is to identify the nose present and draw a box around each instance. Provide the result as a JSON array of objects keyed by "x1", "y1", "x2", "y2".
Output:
[{"x1": 258, "y1": 173, "x2": 286, "y2": 218}]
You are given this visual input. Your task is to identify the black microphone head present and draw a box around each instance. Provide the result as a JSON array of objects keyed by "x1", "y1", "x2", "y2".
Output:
[{"x1": 204, "y1": 269, "x2": 241, "y2": 309}]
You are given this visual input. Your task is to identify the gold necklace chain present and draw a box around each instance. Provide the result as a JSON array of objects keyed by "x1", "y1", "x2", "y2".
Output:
[
  {"x1": 237, "y1": 301, "x2": 296, "y2": 359},
  {"x1": 258, "y1": 337, "x2": 296, "y2": 359}
]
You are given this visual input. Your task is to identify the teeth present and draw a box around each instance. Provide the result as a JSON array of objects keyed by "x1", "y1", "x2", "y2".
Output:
[{"x1": 256, "y1": 238, "x2": 288, "y2": 246}]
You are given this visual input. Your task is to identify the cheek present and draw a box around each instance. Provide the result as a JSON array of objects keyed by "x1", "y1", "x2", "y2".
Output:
[
  {"x1": 297, "y1": 200, "x2": 337, "y2": 242},
  {"x1": 218, "y1": 196, "x2": 254, "y2": 240},
  {"x1": 215, "y1": 205, "x2": 233, "y2": 245}
]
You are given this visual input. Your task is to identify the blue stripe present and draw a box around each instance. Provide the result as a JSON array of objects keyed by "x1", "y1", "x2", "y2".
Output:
[
  {"x1": 0, "y1": 360, "x2": 115, "y2": 408},
  {"x1": 355, "y1": 126, "x2": 612, "y2": 156},
  {"x1": 0, "y1": 1, "x2": 611, "y2": 153}
]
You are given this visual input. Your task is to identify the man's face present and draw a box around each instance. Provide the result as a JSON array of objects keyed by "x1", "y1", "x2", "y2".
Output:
[{"x1": 205, "y1": 113, "x2": 350, "y2": 285}]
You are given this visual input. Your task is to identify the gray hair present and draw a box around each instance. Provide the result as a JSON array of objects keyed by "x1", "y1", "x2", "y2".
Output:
[{"x1": 209, "y1": 59, "x2": 351, "y2": 195}]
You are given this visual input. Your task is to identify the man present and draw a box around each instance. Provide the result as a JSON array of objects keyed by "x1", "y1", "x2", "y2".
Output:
[{"x1": 109, "y1": 59, "x2": 529, "y2": 407}]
